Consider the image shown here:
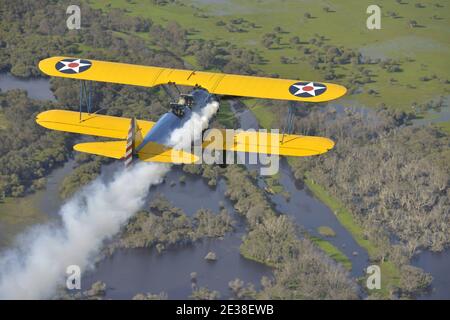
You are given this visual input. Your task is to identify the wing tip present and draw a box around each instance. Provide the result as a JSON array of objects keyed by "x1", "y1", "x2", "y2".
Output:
[
  {"x1": 319, "y1": 83, "x2": 347, "y2": 103},
  {"x1": 38, "y1": 56, "x2": 75, "y2": 75},
  {"x1": 38, "y1": 57, "x2": 58, "y2": 75}
]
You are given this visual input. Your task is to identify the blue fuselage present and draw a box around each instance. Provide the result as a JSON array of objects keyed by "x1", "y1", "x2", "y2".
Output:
[{"x1": 135, "y1": 89, "x2": 213, "y2": 151}]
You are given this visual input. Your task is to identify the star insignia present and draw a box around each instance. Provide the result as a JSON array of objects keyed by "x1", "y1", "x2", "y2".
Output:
[
  {"x1": 289, "y1": 81, "x2": 327, "y2": 97},
  {"x1": 55, "y1": 59, "x2": 92, "y2": 74}
]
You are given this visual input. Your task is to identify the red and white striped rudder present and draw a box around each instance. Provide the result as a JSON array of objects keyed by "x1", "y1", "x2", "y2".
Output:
[{"x1": 124, "y1": 118, "x2": 135, "y2": 168}]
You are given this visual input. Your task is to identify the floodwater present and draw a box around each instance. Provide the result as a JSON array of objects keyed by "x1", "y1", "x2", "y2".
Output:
[
  {"x1": 85, "y1": 166, "x2": 273, "y2": 299},
  {"x1": 0, "y1": 73, "x2": 448, "y2": 299},
  {"x1": 0, "y1": 73, "x2": 55, "y2": 101},
  {"x1": 230, "y1": 101, "x2": 370, "y2": 278}
]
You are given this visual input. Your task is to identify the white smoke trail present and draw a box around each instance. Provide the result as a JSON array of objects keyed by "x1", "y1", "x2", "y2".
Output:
[
  {"x1": 0, "y1": 101, "x2": 219, "y2": 299},
  {"x1": 169, "y1": 101, "x2": 219, "y2": 148}
]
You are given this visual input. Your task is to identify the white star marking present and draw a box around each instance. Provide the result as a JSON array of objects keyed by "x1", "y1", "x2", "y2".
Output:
[
  {"x1": 292, "y1": 82, "x2": 326, "y2": 97},
  {"x1": 58, "y1": 59, "x2": 91, "y2": 73}
]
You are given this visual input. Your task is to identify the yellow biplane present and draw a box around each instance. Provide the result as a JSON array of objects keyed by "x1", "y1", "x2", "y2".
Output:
[{"x1": 36, "y1": 57, "x2": 347, "y2": 166}]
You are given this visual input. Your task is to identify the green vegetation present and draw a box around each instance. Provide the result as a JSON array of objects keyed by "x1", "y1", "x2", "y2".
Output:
[
  {"x1": 0, "y1": 90, "x2": 72, "y2": 197},
  {"x1": 262, "y1": 172, "x2": 286, "y2": 196},
  {"x1": 293, "y1": 106, "x2": 450, "y2": 253},
  {"x1": 306, "y1": 176, "x2": 375, "y2": 254},
  {"x1": 0, "y1": 112, "x2": 7, "y2": 130},
  {"x1": 133, "y1": 292, "x2": 168, "y2": 300},
  {"x1": 317, "y1": 226, "x2": 336, "y2": 237},
  {"x1": 59, "y1": 161, "x2": 101, "y2": 199},
  {"x1": 190, "y1": 286, "x2": 220, "y2": 300},
  {"x1": 228, "y1": 278, "x2": 257, "y2": 300},
  {"x1": 284, "y1": 100, "x2": 445, "y2": 297},
  {"x1": 0, "y1": 0, "x2": 188, "y2": 198},
  {"x1": 0, "y1": 0, "x2": 444, "y2": 300},
  {"x1": 220, "y1": 165, "x2": 357, "y2": 298},
  {"x1": 305, "y1": 176, "x2": 400, "y2": 297},
  {"x1": 215, "y1": 101, "x2": 238, "y2": 128},
  {"x1": 111, "y1": 195, "x2": 234, "y2": 253},
  {"x1": 309, "y1": 236, "x2": 351, "y2": 271},
  {"x1": 259, "y1": 239, "x2": 357, "y2": 299},
  {"x1": 0, "y1": 193, "x2": 48, "y2": 248},
  {"x1": 437, "y1": 120, "x2": 450, "y2": 134},
  {"x1": 246, "y1": 100, "x2": 275, "y2": 129},
  {"x1": 59, "y1": 154, "x2": 112, "y2": 199},
  {"x1": 89, "y1": 0, "x2": 449, "y2": 112},
  {"x1": 240, "y1": 215, "x2": 299, "y2": 267}
]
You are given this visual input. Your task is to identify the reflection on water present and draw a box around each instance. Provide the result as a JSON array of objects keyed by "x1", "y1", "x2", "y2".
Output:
[
  {"x1": 82, "y1": 163, "x2": 272, "y2": 299},
  {"x1": 270, "y1": 159, "x2": 370, "y2": 278},
  {"x1": 83, "y1": 234, "x2": 271, "y2": 299},
  {"x1": 413, "y1": 250, "x2": 450, "y2": 299},
  {"x1": 0, "y1": 73, "x2": 55, "y2": 101}
]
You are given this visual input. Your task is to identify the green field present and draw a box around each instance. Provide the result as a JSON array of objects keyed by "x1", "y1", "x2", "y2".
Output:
[
  {"x1": 85, "y1": 0, "x2": 440, "y2": 296},
  {"x1": 0, "y1": 194, "x2": 48, "y2": 248},
  {"x1": 437, "y1": 120, "x2": 450, "y2": 134},
  {"x1": 310, "y1": 235, "x2": 352, "y2": 271},
  {"x1": 247, "y1": 100, "x2": 276, "y2": 129},
  {"x1": 304, "y1": 176, "x2": 400, "y2": 298},
  {"x1": 0, "y1": 112, "x2": 7, "y2": 130},
  {"x1": 215, "y1": 101, "x2": 237, "y2": 128},
  {"x1": 88, "y1": 0, "x2": 449, "y2": 113}
]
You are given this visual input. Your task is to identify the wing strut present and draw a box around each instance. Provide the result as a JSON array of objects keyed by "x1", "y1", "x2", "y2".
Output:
[
  {"x1": 79, "y1": 80, "x2": 93, "y2": 120},
  {"x1": 282, "y1": 103, "x2": 297, "y2": 143}
]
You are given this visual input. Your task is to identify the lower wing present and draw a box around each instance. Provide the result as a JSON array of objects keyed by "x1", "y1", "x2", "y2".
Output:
[
  {"x1": 36, "y1": 110, "x2": 333, "y2": 164},
  {"x1": 36, "y1": 109, "x2": 154, "y2": 140},
  {"x1": 36, "y1": 109, "x2": 197, "y2": 164},
  {"x1": 202, "y1": 129, "x2": 334, "y2": 156}
]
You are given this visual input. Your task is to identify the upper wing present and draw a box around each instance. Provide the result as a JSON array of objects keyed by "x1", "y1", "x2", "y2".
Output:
[
  {"x1": 36, "y1": 109, "x2": 154, "y2": 139},
  {"x1": 39, "y1": 56, "x2": 347, "y2": 103}
]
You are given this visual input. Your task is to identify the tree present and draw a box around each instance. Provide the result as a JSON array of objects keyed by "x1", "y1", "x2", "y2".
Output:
[
  {"x1": 280, "y1": 56, "x2": 289, "y2": 64},
  {"x1": 409, "y1": 20, "x2": 418, "y2": 28},
  {"x1": 190, "y1": 287, "x2": 220, "y2": 300},
  {"x1": 399, "y1": 265, "x2": 432, "y2": 297},
  {"x1": 228, "y1": 278, "x2": 257, "y2": 299},
  {"x1": 262, "y1": 38, "x2": 274, "y2": 49},
  {"x1": 289, "y1": 36, "x2": 300, "y2": 45},
  {"x1": 273, "y1": 26, "x2": 283, "y2": 33}
]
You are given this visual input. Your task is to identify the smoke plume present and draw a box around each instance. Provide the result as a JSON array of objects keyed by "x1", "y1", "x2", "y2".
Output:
[{"x1": 0, "y1": 101, "x2": 218, "y2": 299}]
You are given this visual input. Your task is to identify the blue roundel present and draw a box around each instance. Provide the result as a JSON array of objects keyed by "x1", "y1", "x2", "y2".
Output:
[
  {"x1": 55, "y1": 59, "x2": 92, "y2": 74},
  {"x1": 289, "y1": 81, "x2": 327, "y2": 98}
]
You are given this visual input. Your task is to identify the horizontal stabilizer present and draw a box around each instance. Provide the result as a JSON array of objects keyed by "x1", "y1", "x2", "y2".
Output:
[
  {"x1": 74, "y1": 140, "x2": 198, "y2": 164},
  {"x1": 74, "y1": 141, "x2": 126, "y2": 159},
  {"x1": 138, "y1": 142, "x2": 199, "y2": 164},
  {"x1": 202, "y1": 130, "x2": 334, "y2": 156},
  {"x1": 36, "y1": 110, "x2": 154, "y2": 139}
]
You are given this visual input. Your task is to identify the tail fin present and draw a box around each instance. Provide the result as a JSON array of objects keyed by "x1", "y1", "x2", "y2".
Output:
[{"x1": 124, "y1": 118, "x2": 136, "y2": 168}]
